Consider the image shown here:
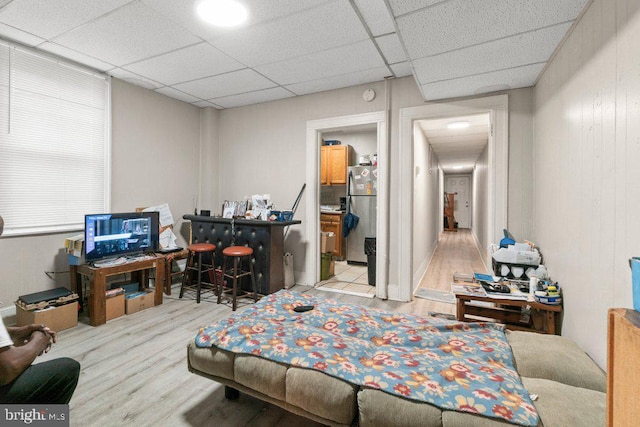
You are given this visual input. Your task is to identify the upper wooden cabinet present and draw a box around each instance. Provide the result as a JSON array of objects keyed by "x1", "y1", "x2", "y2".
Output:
[{"x1": 321, "y1": 145, "x2": 351, "y2": 185}]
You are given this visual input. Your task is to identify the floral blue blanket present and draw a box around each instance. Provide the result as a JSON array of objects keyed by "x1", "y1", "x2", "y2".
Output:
[{"x1": 195, "y1": 290, "x2": 539, "y2": 426}]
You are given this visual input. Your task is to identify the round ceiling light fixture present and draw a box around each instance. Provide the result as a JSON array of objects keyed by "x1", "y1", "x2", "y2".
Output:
[
  {"x1": 447, "y1": 121, "x2": 470, "y2": 130},
  {"x1": 197, "y1": 0, "x2": 248, "y2": 27}
]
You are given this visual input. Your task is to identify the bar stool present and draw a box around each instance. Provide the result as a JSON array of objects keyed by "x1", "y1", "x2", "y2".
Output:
[
  {"x1": 219, "y1": 245, "x2": 257, "y2": 311},
  {"x1": 180, "y1": 243, "x2": 217, "y2": 303}
]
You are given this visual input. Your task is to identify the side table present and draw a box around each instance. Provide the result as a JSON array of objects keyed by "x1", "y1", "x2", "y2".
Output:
[{"x1": 454, "y1": 293, "x2": 562, "y2": 334}]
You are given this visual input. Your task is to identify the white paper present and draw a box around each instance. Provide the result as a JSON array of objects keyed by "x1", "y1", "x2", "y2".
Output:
[
  {"x1": 159, "y1": 228, "x2": 178, "y2": 249},
  {"x1": 143, "y1": 203, "x2": 174, "y2": 227}
]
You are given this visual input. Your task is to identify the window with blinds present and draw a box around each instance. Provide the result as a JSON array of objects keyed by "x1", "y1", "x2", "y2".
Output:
[{"x1": 0, "y1": 40, "x2": 110, "y2": 236}]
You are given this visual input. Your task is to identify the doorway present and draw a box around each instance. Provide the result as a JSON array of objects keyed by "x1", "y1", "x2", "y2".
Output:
[
  {"x1": 398, "y1": 94, "x2": 508, "y2": 301},
  {"x1": 305, "y1": 111, "x2": 388, "y2": 299},
  {"x1": 445, "y1": 176, "x2": 471, "y2": 229}
]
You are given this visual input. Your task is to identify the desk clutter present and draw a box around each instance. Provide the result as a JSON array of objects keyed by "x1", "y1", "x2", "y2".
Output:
[{"x1": 450, "y1": 232, "x2": 562, "y2": 334}]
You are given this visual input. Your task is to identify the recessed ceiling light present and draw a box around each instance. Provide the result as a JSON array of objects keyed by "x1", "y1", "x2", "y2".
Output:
[
  {"x1": 447, "y1": 121, "x2": 470, "y2": 130},
  {"x1": 197, "y1": 0, "x2": 248, "y2": 27},
  {"x1": 452, "y1": 166, "x2": 464, "y2": 170}
]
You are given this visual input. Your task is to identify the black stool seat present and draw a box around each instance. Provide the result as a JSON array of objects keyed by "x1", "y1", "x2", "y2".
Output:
[
  {"x1": 180, "y1": 243, "x2": 217, "y2": 303},
  {"x1": 219, "y1": 245, "x2": 257, "y2": 311}
]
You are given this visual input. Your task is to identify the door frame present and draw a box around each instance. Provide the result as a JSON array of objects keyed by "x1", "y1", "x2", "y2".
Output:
[
  {"x1": 398, "y1": 95, "x2": 508, "y2": 301},
  {"x1": 305, "y1": 111, "x2": 388, "y2": 298}
]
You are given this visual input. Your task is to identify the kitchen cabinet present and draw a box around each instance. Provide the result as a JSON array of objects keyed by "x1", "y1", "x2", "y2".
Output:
[
  {"x1": 321, "y1": 145, "x2": 351, "y2": 185},
  {"x1": 320, "y1": 212, "x2": 344, "y2": 259}
]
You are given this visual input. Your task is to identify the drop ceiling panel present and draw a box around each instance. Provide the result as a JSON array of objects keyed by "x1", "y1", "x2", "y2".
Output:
[
  {"x1": 285, "y1": 66, "x2": 389, "y2": 95},
  {"x1": 154, "y1": 86, "x2": 201, "y2": 104},
  {"x1": 51, "y1": 2, "x2": 200, "y2": 66},
  {"x1": 0, "y1": 22, "x2": 45, "y2": 46},
  {"x1": 211, "y1": 0, "x2": 368, "y2": 67},
  {"x1": 0, "y1": 0, "x2": 131, "y2": 40},
  {"x1": 192, "y1": 100, "x2": 222, "y2": 109},
  {"x1": 142, "y1": 0, "x2": 330, "y2": 41},
  {"x1": 108, "y1": 68, "x2": 164, "y2": 90},
  {"x1": 390, "y1": 61, "x2": 413, "y2": 77},
  {"x1": 387, "y1": 0, "x2": 444, "y2": 17},
  {"x1": 38, "y1": 42, "x2": 114, "y2": 72},
  {"x1": 397, "y1": 0, "x2": 589, "y2": 59},
  {"x1": 376, "y1": 33, "x2": 407, "y2": 65},
  {"x1": 255, "y1": 40, "x2": 384, "y2": 85},
  {"x1": 413, "y1": 22, "x2": 572, "y2": 85},
  {"x1": 124, "y1": 42, "x2": 244, "y2": 86},
  {"x1": 353, "y1": 0, "x2": 396, "y2": 36},
  {"x1": 211, "y1": 87, "x2": 295, "y2": 109},
  {"x1": 421, "y1": 62, "x2": 545, "y2": 101},
  {"x1": 173, "y1": 68, "x2": 276, "y2": 100}
]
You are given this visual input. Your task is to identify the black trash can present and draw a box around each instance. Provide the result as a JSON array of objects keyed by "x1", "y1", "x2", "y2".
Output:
[{"x1": 364, "y1": 237, "x2": 376, "y2": 286}]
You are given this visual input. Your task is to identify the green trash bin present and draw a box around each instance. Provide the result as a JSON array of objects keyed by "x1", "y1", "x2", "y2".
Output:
[{"x1": 321, "y1": 252, "x2": 332, "y2": 280}]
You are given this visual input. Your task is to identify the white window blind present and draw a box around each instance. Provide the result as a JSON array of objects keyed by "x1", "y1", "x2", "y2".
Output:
[{"x1": 0, "y1": 40, "x2": 110, "y2": 236}]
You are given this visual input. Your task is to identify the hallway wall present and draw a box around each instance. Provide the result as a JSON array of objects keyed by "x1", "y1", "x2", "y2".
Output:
[
  {"x1": 472, "y1": 145, "x2": 489, "y2": 266},
  {"x1": 533, "y1": 0, "x2": 640, "y2": 368},
  {"x1": 413, "y1": 125, "x2": 441, "y2": 293}
]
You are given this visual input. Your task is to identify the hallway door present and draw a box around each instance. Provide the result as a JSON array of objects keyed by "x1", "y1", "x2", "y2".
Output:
[{"x1": 445, "y1": 175, "x2": 471, "y2": 228}]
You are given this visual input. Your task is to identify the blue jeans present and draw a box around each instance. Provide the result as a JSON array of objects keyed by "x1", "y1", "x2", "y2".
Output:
[{"x1": 0, "y1": 357, "x2": 80, "y2": 404}]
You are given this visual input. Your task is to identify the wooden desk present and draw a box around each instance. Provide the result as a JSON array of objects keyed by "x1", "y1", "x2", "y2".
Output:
[
  {"x1": 454, "y1": 293, "x2": 562, "y2": 334},
  {"x1": 69, "y1": 255, "x2": 165, "y2": 326}
]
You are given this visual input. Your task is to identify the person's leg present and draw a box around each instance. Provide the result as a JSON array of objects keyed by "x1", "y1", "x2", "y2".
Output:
[{"x1": 0, "y1": 357, "x2": 80, "y2": 404}]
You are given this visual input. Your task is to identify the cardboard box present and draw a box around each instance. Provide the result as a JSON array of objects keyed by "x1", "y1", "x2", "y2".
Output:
[
  {"x1": 321, "y1": 232, "x2": 336, "y2": 253},
  {"x1": 125, "y1": 290, "x2": 154, "y2": 315},
  {"x1": 106, "y1": 293, "x2": 125, "y2": 321},
  {"x1": 16, "y1": 301, "x2": 78, "y2": 332}
]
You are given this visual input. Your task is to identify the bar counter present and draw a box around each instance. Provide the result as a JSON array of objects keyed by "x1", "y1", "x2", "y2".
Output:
[{"x1": 183, "y1": 215, "x2": 301, "y2": 295}]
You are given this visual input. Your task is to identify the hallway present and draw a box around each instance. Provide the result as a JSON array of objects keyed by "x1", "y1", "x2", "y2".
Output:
[{"x1": 416, "y1": 229, "x2": 488, "y2": 313}]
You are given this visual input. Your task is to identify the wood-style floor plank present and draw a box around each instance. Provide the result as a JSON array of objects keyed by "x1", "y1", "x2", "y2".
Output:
[{"x1": 34, "y1": 233, "x2": 481, "y2": 426}]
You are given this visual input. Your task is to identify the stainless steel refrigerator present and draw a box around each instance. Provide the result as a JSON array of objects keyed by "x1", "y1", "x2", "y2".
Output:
[{"x1": 346, "y1": 165, "x2": 377, "y2": 264}]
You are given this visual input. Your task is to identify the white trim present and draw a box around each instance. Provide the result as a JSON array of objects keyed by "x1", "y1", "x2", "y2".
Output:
[
  {"x1": 305, "y1": 111, "x2": 388, "y2": 298},
  {"x1": 399, "y1": 95, "x2": 509, "y2": 301}
]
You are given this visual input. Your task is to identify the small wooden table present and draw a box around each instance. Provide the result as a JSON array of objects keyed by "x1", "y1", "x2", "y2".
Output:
[
  {"x1": 454, "y1": 293, "x2": 562, "y2": 334},
  {"x1": 70, "y1": 255, "x2": 165, "y2": 326}
]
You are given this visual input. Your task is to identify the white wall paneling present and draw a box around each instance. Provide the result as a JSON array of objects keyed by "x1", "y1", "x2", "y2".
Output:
[{"x1": 533, "y1": 0, "x2": 640, "y2": 369}]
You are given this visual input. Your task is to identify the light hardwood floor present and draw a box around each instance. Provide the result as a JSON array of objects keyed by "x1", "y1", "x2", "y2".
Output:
[{"x1": 34, "y1": 232, "x2": 484, "y2": 427}]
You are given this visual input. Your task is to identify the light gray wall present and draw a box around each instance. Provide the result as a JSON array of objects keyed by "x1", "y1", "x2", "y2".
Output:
[
  {"x1": 533, "y1": 0, "x2": 639, "y2": 368},
  {"x1": 472, "y1": 145, "x2": 489, "y2": 264},
  {"x1": 507, "y1": 88, "x2": 535, "y2": 242},
  {"x1": 412, "y1": 125, "x2": 440, "y2": 292},
  {"x1": 110, "y1": 79, "x2": 202, "y2": 246}
]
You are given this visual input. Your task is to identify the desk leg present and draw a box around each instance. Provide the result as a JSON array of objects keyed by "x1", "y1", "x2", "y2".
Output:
[
  {"x1": 154, "y1": 258, "x2": 165, "y2": 306},
  {"x1": 90, "y1": 271, "x2": 107, "y2": 326},
  {"x1": 69, "y1": 265, "x2": 83, "y2": 313},
  {"x1": 456, "y1": 298, "x2": 465, "y2": 322}
]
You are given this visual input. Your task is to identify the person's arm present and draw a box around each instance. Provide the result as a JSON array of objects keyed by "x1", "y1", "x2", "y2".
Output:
[{"x1": 0, "y1": 330, "x2": 52, "y2": 385}]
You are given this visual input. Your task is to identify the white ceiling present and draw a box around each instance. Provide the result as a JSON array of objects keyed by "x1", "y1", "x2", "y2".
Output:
[
  {"x1": 418, "y1": 113, "x2": 489, "y2": 174},
  {"x1": 0, "y1": 0, "x2": 590, "y2": 109}
]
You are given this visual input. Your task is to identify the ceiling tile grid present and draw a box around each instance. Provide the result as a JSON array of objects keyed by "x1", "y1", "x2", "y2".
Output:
[
  {"x1": 412, "y1": 22, "x2": 573, "y2": 86},
  {"x1": 420, "y1": 62, "x2": 546, "y2": 101},
  {"x1": 255, "y1": 39, "x2": 385, "y2": 85},
  {"x1": 0, "y1": 0, "x2": 591, "y2": 108},
  {"x1": 210, "y1": 0, "x2": 369, "y2": 68},
  {"x1": 123, "y1": 42, "x2": 245, "y2": 86},
  {"x1": 173, "y1": 68, "x2": 276, "y2": 100},
  {"x1": 211, "y1": 86, "x2": 295, "y2": 109},
  {"x1": 51, "y1": 1, "x2": 200, "y2": 66},
  {"x1": 353, "y1": 0, "x2": 396, "y2": 36}
]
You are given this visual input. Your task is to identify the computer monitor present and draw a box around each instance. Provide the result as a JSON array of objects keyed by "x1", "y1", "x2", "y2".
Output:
[{"x1": 84, "y1": 212, "x2": 159, "y2": 262}]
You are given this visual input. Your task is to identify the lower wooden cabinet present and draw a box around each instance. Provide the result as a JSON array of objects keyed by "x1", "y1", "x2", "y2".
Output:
[{"x1": 320, "y1": 212, "x2": 344, "y2": 259}]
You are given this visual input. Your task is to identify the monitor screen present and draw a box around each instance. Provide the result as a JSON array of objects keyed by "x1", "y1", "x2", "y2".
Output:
[{"x1": 84, "y1": 212, "x2": 159, "y2": 262}]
